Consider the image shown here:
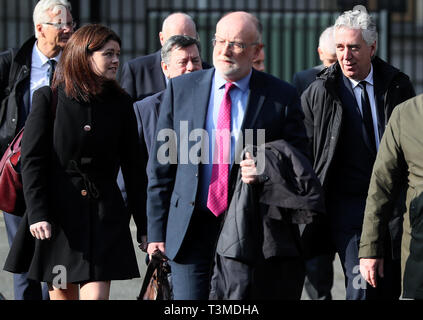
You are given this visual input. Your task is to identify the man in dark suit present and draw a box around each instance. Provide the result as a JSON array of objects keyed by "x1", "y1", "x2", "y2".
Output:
[
  {"x1": 146, "y1": 11, "x2": 309, "y2": 300},
  {"x1": 292, "y1": 26, "x2": 337, "y2": 96},
  {"x1": 292, "y1": 25, "x2": 337, "y2": 301},
  {"x1": 0, "y1": 0, "x2": 74, "y2": 300},
  {"x1": 301, "y1": 6, "x2": 415, "y2": 300},
  {"x1": 133, "y1": 35, "x2": 202, "y2": 157},
  {"x1": 120, "y1": 12, "x2": 208, "y2": 102}
]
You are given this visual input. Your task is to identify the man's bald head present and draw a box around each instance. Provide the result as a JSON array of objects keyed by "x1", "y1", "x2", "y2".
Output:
[{"x1": 159, "y1": 12, "x2": 198, "y2": 46}]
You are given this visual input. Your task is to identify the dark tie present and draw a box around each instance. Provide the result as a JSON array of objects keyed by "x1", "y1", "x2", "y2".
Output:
[
  {"x1": 47, "y1": 59, "x2": 57, "y2": 85},
  {"x1": 358, "y1": 81, "x2": 376, "y2": 153}
]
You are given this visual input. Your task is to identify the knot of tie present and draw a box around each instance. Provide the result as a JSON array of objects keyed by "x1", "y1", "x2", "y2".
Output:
[
  {"x1": 358, "y1": 80, "x2": 367, "y2": 90},
  {"x1": 225, "y1": 82, "x2": 236, "y2": 93}
]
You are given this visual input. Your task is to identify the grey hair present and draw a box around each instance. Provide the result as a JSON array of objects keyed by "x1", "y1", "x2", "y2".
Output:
[
  {"x1": 319, "y1": 26, "x2": 336, "y2": 55},
  {"x1": 161, "y1": 35, "x2": 201, "y2": 65},
  {"x1": 334, "y1": 5, "x2": 378, "y2": 51},
  {"x1": 33, "y1": 0, "x2": 72, "y2": 38}
]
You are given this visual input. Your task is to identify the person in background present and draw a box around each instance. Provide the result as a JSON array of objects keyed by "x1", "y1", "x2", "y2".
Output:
[
  {"x1": 4, "y1": 24, "x2": 147, "y2": 300},
  {"x1": 120, "y1": 12, "x2": 210, "y2": 102},
  {"x1": 0, "y1": 0, "x2": 74, "y2": 300},
  {"x1": 300, "y1": 6, "x2": 415, "y2": 300},
  {"x1": 252, "y1": 47, "x2": 265, "y2": 71},
  {"x1": 292, "y1": 26, "x2": 337, "y2": 96},
  {"x1": 132, "y1": 35, "x2": 203, "y2": 157}
]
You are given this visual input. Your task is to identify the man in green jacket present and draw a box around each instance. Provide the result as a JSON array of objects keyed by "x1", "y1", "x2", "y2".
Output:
[{"x1": 360, "y1": 94, "x2": 423, "y2": 299}]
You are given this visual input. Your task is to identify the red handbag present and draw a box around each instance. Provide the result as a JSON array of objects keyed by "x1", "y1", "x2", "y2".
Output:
[
  {"x1": 0, "y1": 87, "x2": 57, "y2": 215},
  {"x1": 0, "y1": 128, "x2": 24, "y2": 214}
]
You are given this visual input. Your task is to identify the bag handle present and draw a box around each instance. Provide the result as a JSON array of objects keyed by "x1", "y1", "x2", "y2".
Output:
[{"x1": 137, "y1": 250, "x2": 169, "y2": 300}]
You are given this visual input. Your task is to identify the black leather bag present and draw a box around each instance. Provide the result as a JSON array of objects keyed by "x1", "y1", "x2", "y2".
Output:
[{"x1": 137, "y1": 250, "x2": 172, "y2": 300}]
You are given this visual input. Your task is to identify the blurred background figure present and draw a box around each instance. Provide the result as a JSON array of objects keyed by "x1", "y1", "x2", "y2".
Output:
[
  {"x1": 119, "y1": 12, "x2": 210, "y2": 102},
  {"x1": 253, "y1": 47, "x2": 265, "y2": 71},
  {"x1": 292, "y1": 26, "x2": 336, "y2": 95}
]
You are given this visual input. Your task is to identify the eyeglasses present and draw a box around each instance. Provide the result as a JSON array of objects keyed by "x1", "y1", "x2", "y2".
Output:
[
  {"x1": 43, "y1": 21, "x2": 76, "y2": 30},
  {"x1": 212, "y1": 36, "x2": 258, "y2": 53}
]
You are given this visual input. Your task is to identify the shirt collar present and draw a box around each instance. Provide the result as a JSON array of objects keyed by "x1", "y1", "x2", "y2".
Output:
[
  {"x1": 215, "y1": 69, "x2": 252, "y2": 92},
  {"x1": 33, "y1": 41, "x2": 61, "y2": 67},
  {"x1": 349, "y1": 63, "x2": 374, "y2": 88}
]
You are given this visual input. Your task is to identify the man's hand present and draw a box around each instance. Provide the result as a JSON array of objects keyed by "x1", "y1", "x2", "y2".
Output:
[
  {"x1": 139, "y1": 235, "x2": 148, "y2": 252},
  {"x1": 240, "y1": 152, "x2": 258, "y2": 184},
  {"x1": 360, "y1": 258, "x2": 384, "y2": 288},
  {"x1": 29, "y1": 221, "x2": 51, "y2": 240},
  {"x1": 147, "y1": 242, "x2": 166, "y2": 260}
]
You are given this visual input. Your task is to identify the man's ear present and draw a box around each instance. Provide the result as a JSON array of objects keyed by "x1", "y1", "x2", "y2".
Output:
[
  {"x1": 36, "y1": 24, "x2": 44, "y2": 38},
  {"x1": 317, "y1": 47, "x2": 324, "y2": 61},
  {"x1": 370, "y1": 41, "x2": 377, "y2": 57},
  {"x1": 159, "y1": 32, "x2": 165, "y2": 46},
  {"x1": 161, "y1": 60, "x2": 169, "y2": 79},
  {"x1": 253, "y1": 43, "x2": 264, "y2": 59}
]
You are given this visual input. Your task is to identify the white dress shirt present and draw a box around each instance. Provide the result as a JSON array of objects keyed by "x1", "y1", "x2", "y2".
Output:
[
  {"x1": 30, "y1": 42, "x2": 60, "y2": 108},
  {"x1": 348, "y1": 64, "x2": 380, "y2": 149}
]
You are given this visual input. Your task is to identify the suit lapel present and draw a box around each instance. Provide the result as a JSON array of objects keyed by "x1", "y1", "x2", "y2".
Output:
[
  {"x1": 192, "y1": 68, "x2": 215, "y2": 131},
  {"x1": 372, "y1": 70, "x2": 386, "y2": 138}
]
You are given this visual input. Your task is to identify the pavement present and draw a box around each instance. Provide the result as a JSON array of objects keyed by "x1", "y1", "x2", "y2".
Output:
[{"x1": 0, "y1": 216, "x2": 346, "y2": 300}]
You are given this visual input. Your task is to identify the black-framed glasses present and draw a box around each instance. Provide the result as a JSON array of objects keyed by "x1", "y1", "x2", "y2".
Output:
[
  {"x1": 43, "y1": 21, "x2": 76, "y2": 30},
  {"x1": 212, "y1": 36, "x2": 258, "y2": 53}
]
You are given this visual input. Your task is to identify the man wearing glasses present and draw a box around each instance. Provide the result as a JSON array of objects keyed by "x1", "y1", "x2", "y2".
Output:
[
  {"x1": 146, "y1": 11, "x2": 308, "y2": 299},
  {"x1": 0, "y1": 0, "x2": 74, "y2": 300}
]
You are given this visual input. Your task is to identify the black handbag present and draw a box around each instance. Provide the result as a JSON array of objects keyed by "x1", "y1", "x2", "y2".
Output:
[{"x1": 137, "y1": 250, "x2": 172, "y2": 300}]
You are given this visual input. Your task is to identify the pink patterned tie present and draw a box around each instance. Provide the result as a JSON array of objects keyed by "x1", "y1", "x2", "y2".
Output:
[{"x1": 207, "y1": 82, "x2": 235, "y2": 217}]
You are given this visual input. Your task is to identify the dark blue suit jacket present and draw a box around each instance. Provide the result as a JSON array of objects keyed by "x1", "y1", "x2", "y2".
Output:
[
  {"x1": 147, "y1": 67, "x2": 309, "y2": 260},
  {"x1": 120, "y1": 50, "x2": 166, "y2": 102},
  {"x1": 120, "y1": 50, "x2": 212, "y2": 102},
  {"x1": 133, "y1": 90, "x2": 164, "y2": 155},
  {"x1": 292, "y1": 64, "x2": 325, "y2": 96}
]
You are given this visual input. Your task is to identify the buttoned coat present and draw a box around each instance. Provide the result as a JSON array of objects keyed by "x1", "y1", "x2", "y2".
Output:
[{"x1": 4, "y1": 84, "x2": 147, "y2": 283}]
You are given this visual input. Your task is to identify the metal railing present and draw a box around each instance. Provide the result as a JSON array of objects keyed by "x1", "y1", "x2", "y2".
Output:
[{"x1": 1, "y1": 0, "x2": 422, "y2": 93}]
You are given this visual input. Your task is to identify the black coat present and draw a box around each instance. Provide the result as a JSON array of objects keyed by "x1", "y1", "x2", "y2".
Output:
[
  {"x1": 4, "y1": 85, "x2": 147, "y2": 283},
  {"x1": 301, "y1": 56, "x2": 416, "y2": 260},
  {"x1": 0, "y1": 36, "x2": 35, "y2": 156},
  {"x1": 301, "y1": 56, "x2": 415, "y2": 191},
  {"x1": 209, "y1": 140, "x2": 325, "y2": 299}
]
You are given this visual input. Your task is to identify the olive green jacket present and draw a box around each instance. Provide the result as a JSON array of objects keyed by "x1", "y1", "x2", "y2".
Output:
[{"x1": 359, "y1": 94, "x2": 423, "y2": 299}]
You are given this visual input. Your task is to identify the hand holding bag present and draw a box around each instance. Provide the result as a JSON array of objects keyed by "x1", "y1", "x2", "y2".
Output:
[{"x1": 137, "y1": 249, "x2": 172, "y2": 300}]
